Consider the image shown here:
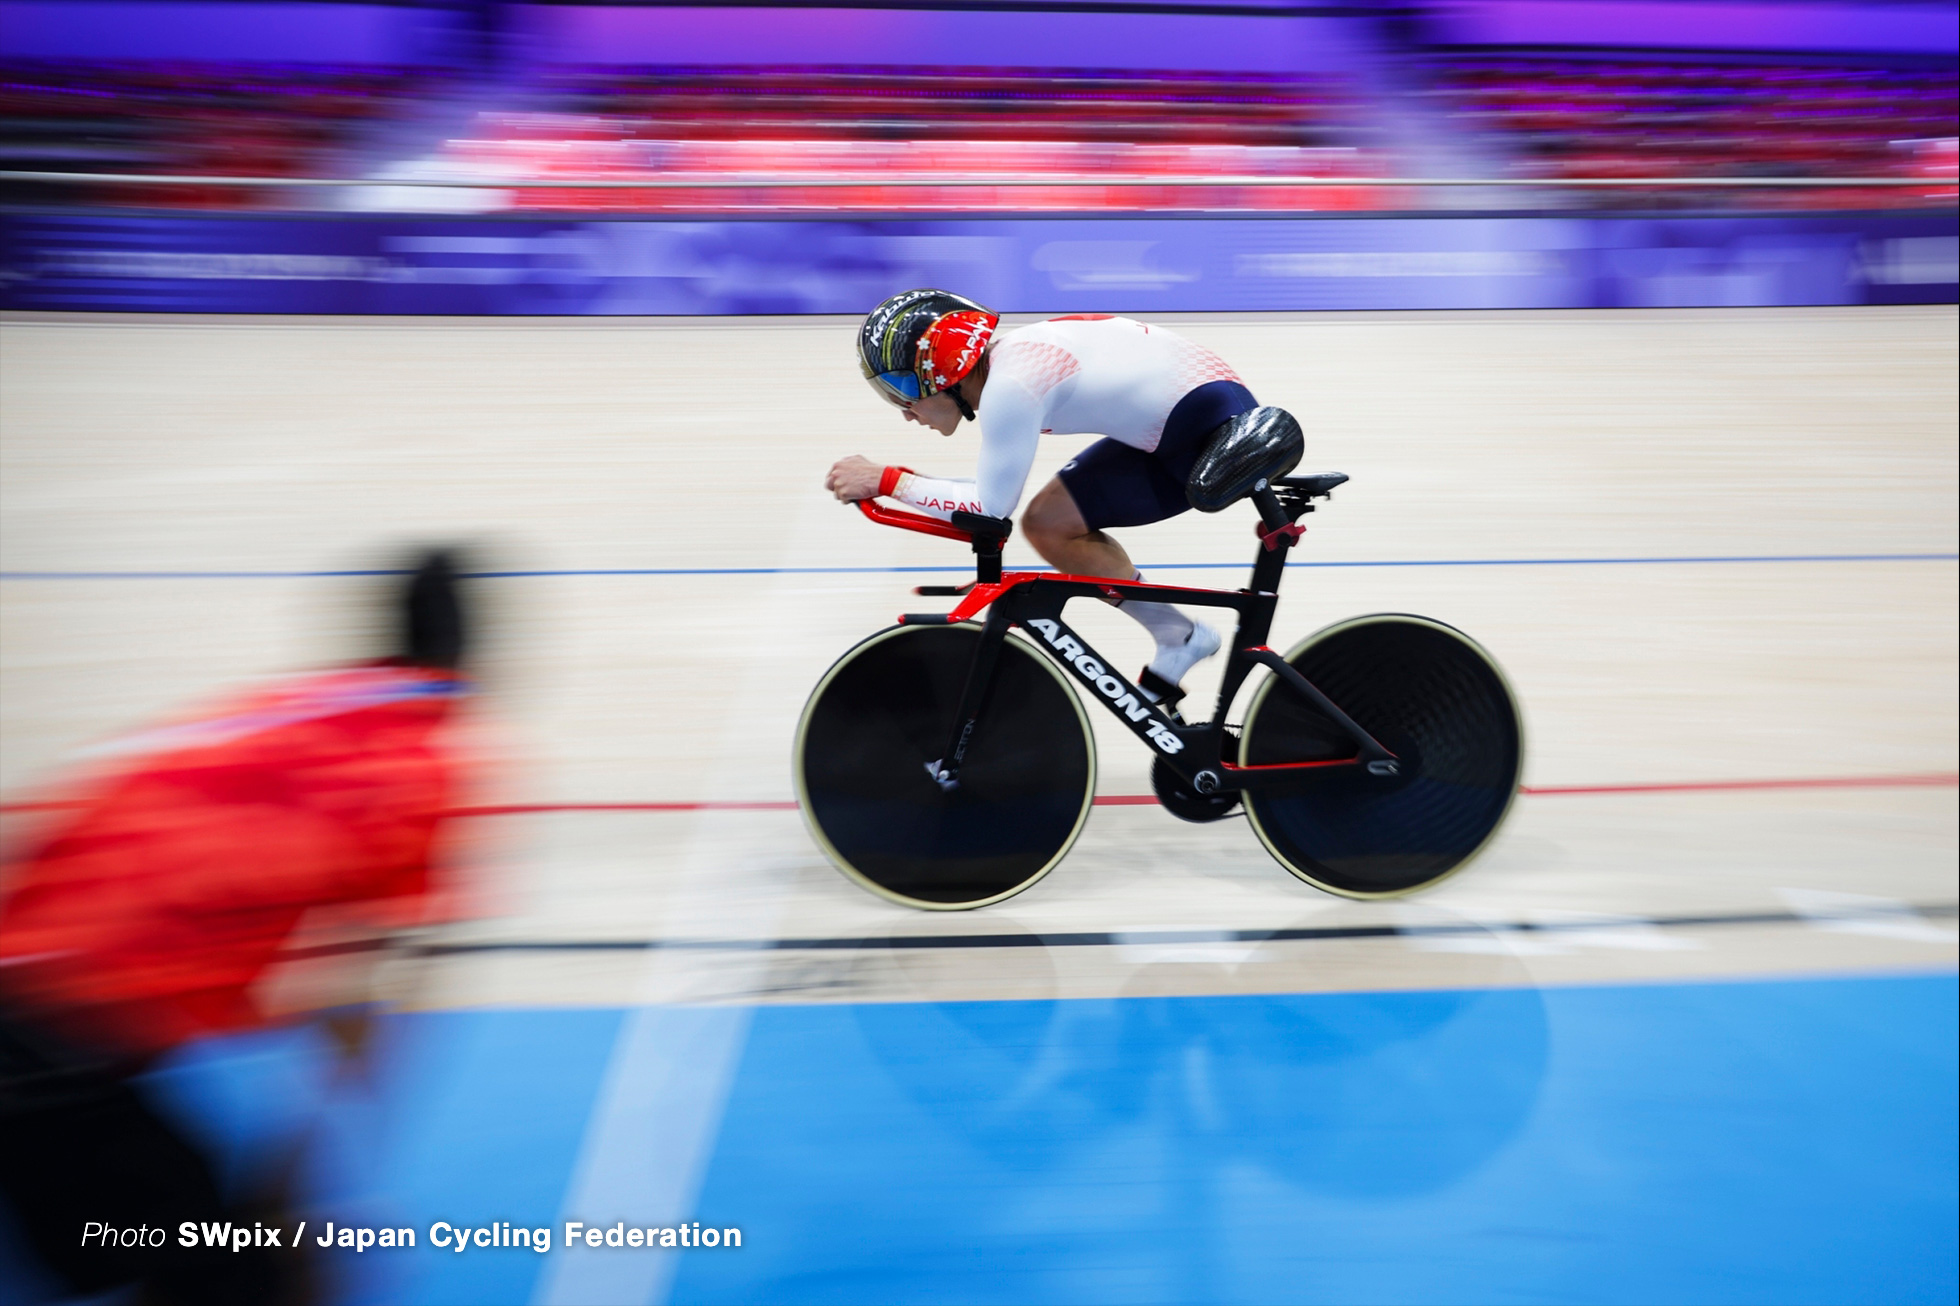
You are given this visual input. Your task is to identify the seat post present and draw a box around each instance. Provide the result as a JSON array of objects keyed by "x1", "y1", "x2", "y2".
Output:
[
  {"x1": 1250, "y1": 483, "x2": 1290, "y2": 534},
  {"x1": 1248, "y1": 483, "x2": 1297, "y2": 593}
]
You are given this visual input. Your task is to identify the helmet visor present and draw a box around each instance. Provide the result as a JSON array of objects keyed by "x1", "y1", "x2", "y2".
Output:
[{"x1": 869, "y1": 368, "x2": 925, "y2": 407}]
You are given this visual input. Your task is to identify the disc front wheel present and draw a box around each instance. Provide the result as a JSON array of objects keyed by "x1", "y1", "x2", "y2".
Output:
[{"x1": 796, "y1": 624, "x2": 1096, "y2": 909}]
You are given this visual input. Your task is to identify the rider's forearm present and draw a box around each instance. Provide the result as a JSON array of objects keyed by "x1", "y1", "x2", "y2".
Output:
[
  {"x1": 872, "y1": 376, "x2": 1040, "y2": 520},
  {"x1": 882, "y1": 467, "x2": 986, "y2": 520}
]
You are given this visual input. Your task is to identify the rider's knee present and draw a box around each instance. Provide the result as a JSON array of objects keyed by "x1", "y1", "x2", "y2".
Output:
[
  {"x1": 1020, "y1": 510, "x2": 1062, "y2": 552},
  {"x1": 1021, "y1": 483, "x2": 1080, "y2": 550}
]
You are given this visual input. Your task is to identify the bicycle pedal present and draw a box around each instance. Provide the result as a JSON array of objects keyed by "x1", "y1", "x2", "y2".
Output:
[{"x1": 1137, "y1": 667, "x2": 1187, "y2": 713}]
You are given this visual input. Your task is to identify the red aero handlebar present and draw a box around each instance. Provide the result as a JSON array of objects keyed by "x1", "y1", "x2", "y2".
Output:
[{"x1": 854, "y1": 498, "x2": 977, "y2": 544}]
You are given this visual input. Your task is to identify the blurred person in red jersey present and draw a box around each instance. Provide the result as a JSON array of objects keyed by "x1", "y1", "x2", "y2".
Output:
[{"x1": 0, "y1": 551, "x2": 474, "y2": 1305}]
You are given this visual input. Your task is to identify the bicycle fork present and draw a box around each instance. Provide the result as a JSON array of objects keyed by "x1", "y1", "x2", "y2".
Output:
[{"x1": 925, "y1": 605, "x2": 1014, "y2": 792}]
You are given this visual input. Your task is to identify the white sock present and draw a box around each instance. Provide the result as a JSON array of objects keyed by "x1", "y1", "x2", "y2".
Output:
[
  {"x1": 1116, "y1": 572, "x2": 1195, "y2": 652},
  {"x1": 1147, "y1": 619, "x2": 1219, "y2": 686}
]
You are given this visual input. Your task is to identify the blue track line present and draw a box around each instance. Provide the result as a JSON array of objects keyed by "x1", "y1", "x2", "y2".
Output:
[{"x1": 1, "y1": 552, "x2": 1954, "y2": 581}]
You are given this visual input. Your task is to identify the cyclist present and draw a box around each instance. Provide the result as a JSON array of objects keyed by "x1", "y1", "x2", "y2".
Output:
[{"x1": 827, "y1": 288, "x2": 1259, "y2": 707}]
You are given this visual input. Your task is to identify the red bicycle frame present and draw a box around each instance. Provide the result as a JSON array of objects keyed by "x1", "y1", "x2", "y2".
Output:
[{"x1": 852, "y1": 490, "x2": 1397, "y2": 795}]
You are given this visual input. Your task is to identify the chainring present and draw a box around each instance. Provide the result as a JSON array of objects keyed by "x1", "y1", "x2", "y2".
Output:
[{"x1": 1150, "y1": 727, "x2": 1243, "y2": 823}]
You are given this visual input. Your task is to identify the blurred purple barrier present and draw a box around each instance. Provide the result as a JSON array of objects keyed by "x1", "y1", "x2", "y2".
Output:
[
  {"x1": 0, "y1": 1, "x2": 443, "y2": 63},
  {"x1": 1, "y1": 212, "x2": 1953, "y2": 314},
  {"x1": 1438, "y1": 0, "x2": 1958, "y2": 53}
]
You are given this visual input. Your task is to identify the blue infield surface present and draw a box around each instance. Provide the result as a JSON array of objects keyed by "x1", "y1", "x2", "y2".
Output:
[{"x1": 3, "y1": 973, "x2": 1954, "y2": 1305}]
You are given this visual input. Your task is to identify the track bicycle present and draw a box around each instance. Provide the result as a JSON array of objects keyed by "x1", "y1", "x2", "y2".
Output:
[{"x1": 795, "y1": 414, "x2": 1523, "y2": 910}]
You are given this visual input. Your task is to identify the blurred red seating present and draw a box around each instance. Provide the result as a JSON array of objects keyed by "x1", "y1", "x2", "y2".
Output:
[
  {"x1": 0, "y1": 60, "x2": 430, "y2": 209},
  {"x1": 1433, "y1": 54, "x2": 1957, "y2": 208}
]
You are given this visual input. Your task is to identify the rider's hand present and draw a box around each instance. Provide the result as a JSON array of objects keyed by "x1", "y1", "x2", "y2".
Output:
[{"x1": 826, "y1": 455, "x2": 884, "y2": 502}]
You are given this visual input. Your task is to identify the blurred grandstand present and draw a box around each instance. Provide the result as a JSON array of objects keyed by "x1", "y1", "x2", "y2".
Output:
[
  {"x1": 1430, "y1": 54, "x2": 1958, "y2": 209},
  {"x1": 1, "y1": 11, "x2": 1952, "y2": 215},
  {"x1": 0, "y1": 61, "x2": 431, "y2": 208},
  {"x1": 441, "y1": 64, "x2": 1393, "y2": 213}
]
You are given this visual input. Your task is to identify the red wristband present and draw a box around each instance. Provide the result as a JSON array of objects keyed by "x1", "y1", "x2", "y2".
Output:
[{"x1": 878, "y1": 465, "x2": 914, "y2": 498}]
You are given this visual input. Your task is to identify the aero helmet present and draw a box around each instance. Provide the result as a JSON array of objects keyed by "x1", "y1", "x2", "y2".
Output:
[{"x1": 858, "y1": 289, "x2": 999, "y2": 418}]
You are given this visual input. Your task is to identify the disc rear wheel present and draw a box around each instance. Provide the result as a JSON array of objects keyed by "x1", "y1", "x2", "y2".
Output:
[
  {"x1": 1239, "y1": 615, "x2": 1522, "y2": 898},
  {"x1": 796, "y1": 624, "x2": 1096, "y2": 909}
]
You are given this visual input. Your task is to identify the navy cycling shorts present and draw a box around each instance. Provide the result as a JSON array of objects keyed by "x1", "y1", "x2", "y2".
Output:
[{"x1": 1055, "y1": 380, "x2": 1258, "y2": 531}]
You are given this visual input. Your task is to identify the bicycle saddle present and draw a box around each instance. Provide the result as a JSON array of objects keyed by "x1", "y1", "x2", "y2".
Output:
[
  {"x1": 1184, "y1": 407, "x2": 1305, "y2": 513},
  {"x1": 1276, "y1": 472, "x2": 1349, "y2": 498}
]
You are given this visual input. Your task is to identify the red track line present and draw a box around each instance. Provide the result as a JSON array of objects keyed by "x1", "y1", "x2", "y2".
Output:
[
  {"x1": 454, "y1": 801, "x2": 801, "y2": 816},
  {"x1": 1518, "y1": 772, "x2": 1958, "y2": 796},
  {"x1": 4, "y1": 773, "x2": 1953, "y2": 818},
  {"x1": 447, "y1": 773, "x2": 1958, "y2": 814}
]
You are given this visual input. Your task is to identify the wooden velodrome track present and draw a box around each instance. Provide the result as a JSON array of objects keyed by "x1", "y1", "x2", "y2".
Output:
[{"x1": 2, "y1": 307, "x2": 1955, "y2": 1009}]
